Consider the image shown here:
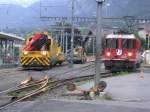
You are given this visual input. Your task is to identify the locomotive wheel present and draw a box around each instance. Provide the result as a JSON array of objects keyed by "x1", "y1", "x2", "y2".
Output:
[
  {"x1": 58, "y1": 62, "x2": 62, "y2": 66},
  {"x1": 111, "y1": 70, "x2": 117, "y2": 73},
  {"x1": 81, "y1": 60, "x2": 84, "y2": 64},
  {"x1": 132, "y1": 64, "x2": 136, "y2": 72},
  {"x1": 128, "y1": 64, "x2": 136, "y2": 72}
]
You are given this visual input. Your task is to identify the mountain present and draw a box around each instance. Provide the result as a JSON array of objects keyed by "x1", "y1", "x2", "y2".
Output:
[
  {"x1": 109, "y1": 0, "x2": 150, "y2": 18},
  {"x1": 0, "y1": 0, "x2": 150, "y2": 34}
]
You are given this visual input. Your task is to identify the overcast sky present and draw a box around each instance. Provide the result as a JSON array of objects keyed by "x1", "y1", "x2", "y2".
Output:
[{"x1": 0, "y1": 0, "x2": 40, "y2": 7}]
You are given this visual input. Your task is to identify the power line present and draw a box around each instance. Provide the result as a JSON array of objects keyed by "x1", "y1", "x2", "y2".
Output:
[
  {"x1": 40, "y1": 0, "x2": 71, "y2": 7},
  {"x1": 40, "y1": 0, "x2": 72, "y2": 19},
  {"x1": 75, "y1": 0, "x2": 88, "y2": 17}
]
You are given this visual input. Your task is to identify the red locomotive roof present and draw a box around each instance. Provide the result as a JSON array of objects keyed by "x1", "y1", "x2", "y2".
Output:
[{"x1": 106, "y1": 34, "x2": 136, "y2": 39}]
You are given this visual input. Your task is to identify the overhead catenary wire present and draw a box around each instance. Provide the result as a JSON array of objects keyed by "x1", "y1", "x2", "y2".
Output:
[{"x1": 75, "y1": 0, "x2": 89, "y2": 17}]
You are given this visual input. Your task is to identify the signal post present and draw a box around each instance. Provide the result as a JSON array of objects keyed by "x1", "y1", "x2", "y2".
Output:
[{"x1": 95, "y1": 0, "x2": 105, "y2": 89}]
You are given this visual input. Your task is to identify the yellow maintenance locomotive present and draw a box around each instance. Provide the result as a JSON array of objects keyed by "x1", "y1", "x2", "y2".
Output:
[{"x1": 20, "y1": 32, "x2": 65, "y2": 68}]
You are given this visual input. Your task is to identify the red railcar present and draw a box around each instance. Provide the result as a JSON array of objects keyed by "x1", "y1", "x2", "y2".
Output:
[{"x1": 102, "y1": 34, "x2": 142, "y2": 71}]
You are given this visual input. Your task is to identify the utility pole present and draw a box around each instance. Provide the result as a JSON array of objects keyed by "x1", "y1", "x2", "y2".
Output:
[
  {"x1": 65, "y1": 32, "x2": 68, "y2": 55},
  {"x1": 63, "y1": 31, "x2": 65, "y2": 53},
  {"x1": 93, "y1": 37, "x2": 95, "y2": 56},
  {"x1": 62, "y1": 21, "x2": 65, "y2": 53},
  {"x1": 60, "y1": 21, "x2": 64, "y2": 50},
  {"x1": 148, "y1": 36, "x2": 150, "y2": 49},
  {"x1": 95, "y1": 0, "x2": 104, "y2": 88},
  {"x1": 69, "y1": 0, "x2": 75, "y2": 68}
]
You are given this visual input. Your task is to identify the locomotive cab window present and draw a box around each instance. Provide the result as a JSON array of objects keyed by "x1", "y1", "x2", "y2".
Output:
[
  {"x1": 106, "y1": 38, "x2": 118, "y2": 48},
  {"x1": 45, "y1": 39, "x2": 51, "y2": 51},
  {"x1": 122, "y1": 39, "x2": 135, "y2": 49},
  {"x1": 29, "y1": 37, "x2": 32, "y2": 41}
]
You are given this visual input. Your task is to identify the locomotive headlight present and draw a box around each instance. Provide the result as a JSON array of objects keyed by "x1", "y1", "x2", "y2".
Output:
[
  {"x1": 106, "y1": 52, "x2": 111, "y2": 57},
  {"x1": 128, "y1": 52, "x2": 133, "y2": 57},
  {"x1": 41, "y1": 51, "x2": 47, "y2": 56},
  {"x1": 23, "y1": 51, "x2": 28, "y2": 55}
]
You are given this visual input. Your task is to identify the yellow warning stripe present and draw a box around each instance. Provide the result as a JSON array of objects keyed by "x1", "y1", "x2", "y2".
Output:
[
  {"x1": 36, "y1": 57, "x2": 45, "y2": 66},
  {"x1": 44, "y1": 58, "x2": 50, "y2": 63},
  {"x1": 39, "y1": 57, "x2": 49, "y2": 65},
  {"x1": 21, "y1": 57, "x2": 50, "y2": 66},
  {"x1": 25, "y1": 57, "x2": 34, "y2": 65},
  {"x1": 20, "y1": 57, "x2": 27, "y2": 63},
  {"x1": 41, "y1": 57, "x2": 50, "y2": 66},
  {"x1": 34, "y1": 58, "x2": 40, "y2": 65},
  {"x1": 22, "y1": 57, "x2": 31, "y2": 65}
]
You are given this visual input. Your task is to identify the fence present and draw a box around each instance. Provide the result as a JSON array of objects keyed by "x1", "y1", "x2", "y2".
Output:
[{"x1": 0, "y1": 55, "x2": 19, "y2": 68}]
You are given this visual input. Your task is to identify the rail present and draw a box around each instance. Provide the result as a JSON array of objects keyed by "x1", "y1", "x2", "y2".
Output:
[
  {"x1": 0, "y1": 75, "x2": 111, "y2": 110},
  {"x1": 0, "y1": 63, "x2": 111, "y2": 110}
]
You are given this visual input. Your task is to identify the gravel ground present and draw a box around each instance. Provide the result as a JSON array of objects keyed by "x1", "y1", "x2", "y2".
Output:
[
  {"x1": 0, "y1": 62, "x2": 94, "y2": 92},
  {"x1": 0, "y1": 62, "x2": 96, "y2": 106},
  {"x1": 1, "y1": 66, "x2": 150, "y2": 112}
]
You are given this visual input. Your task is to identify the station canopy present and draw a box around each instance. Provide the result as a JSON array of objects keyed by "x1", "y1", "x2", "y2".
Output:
[{"x1": 0, "y1": 32, "x2": 24, "y2": 41}]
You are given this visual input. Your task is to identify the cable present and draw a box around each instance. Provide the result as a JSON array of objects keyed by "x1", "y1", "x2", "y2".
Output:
[
  {"x1": 40, "y1": 0, "x2": 73, "y2": 18},
  {"x1": 110, "y1": 0, "x2": 129, "y2": 16},
  {"x1": 40, "y1": 0, "x2": 71, "y2": 7},
  {"x1": 75, "y1": 0, "x2": 88, "y2": 17}
]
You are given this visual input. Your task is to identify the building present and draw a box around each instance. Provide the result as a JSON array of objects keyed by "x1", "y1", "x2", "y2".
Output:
[{"x1": 0, "y1": 32, "x2": 24, "y2": 67}]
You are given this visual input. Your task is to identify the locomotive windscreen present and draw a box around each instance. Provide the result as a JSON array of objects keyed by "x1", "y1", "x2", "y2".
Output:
[
  {"x1": 122, "y1": 39, "x2": 135, "y2": 48},
  {"x1": 106, "y1": 39, "x2": 118, "y2": 48},
  {"x1": 106, "y1": 38, "x2": 135, "y2": 49}
]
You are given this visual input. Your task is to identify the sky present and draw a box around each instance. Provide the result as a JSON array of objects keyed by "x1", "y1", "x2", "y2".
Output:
[{"x1": 0, "y1": 0, "x2": 40, "y2": 7}]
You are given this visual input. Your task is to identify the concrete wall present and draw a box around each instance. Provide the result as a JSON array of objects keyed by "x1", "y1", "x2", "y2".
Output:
[{"x1": 144, "y1": 50, "x2": 150, "y2": 65}]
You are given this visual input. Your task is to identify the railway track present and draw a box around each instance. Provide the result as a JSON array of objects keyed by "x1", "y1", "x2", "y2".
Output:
[
  {"x1": 0, "y1": 71, "x2": 111, "y2": 110},
  {"x1": 0, "y1": 76, "x2": 49, "y2": 110},
  {"x1": 0, "y1": 67, "x2": 24, "y2": 74},
  {"x1": 42, "y1": 62, "x2": 95, "y2": 78},
  {"x1": 0, "y1": 63, "x2": 94, "y2": 94},
  {"x1": 0, "y1": 62, "x2": 112, "y2": 110},
  {"x1": 0, "y1": 62, "x2": 94, "y2": 78}
]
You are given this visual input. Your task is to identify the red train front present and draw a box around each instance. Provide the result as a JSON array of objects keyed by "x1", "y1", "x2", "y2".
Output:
[{"x1": 102, "y1": 34, "x2": 142, "y2": 72}]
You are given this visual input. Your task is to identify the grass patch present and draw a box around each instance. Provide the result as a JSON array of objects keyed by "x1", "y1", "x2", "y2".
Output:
[{"x1": 8, "y1": 85, "x2": 40, "y2": 98}]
